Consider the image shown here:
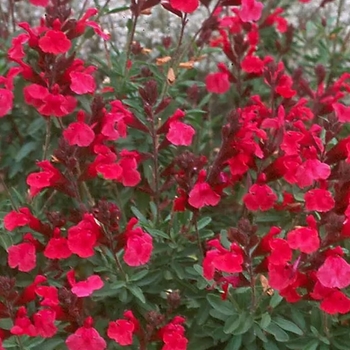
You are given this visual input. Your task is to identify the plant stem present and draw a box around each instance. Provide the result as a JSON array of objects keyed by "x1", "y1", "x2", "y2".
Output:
[
  {"x1": 150, "y1": 109, "x2": 161, "y2": 223},
  {"x1": 0, "y1": 176, "x2": 18, "y2": 210},
  {"x1": 193, "y1": 212, "x2": 204, "y2": 259},
  {"x1": 43, "y1": 117, "x2": 52, "y2": 160}
]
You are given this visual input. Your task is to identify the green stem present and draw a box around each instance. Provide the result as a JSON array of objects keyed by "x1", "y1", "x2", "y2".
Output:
[{"x1": 43, "y1": 117, "x2": 52, "y2": 160}]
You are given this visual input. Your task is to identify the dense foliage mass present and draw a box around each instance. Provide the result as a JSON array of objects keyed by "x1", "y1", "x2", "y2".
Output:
[{"x1": 1, "y1": 0, "x2": 350, "y2": 349}]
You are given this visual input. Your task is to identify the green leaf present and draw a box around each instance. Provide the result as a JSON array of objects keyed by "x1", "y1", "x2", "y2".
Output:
[
  {"x1": 127, "y1": 285, "x2": 146, "y2": 304},
  {"x1": 233, "y1": 313, "x2": 254, "y2": 335},
  {"x1": 207, "y1": 294, "x2": 235, "y2": 316},
  {"x1": 254, "y1": 323, "x2": 267, "y2": 342},
  {"x1": 15, "y1": 141, "x2": 38, "y2": 162},
  {"x1": 224, "y1": 315, "x2": 241, "y2": 334},
  {"x1": 197, "y1": 217, "x2": 212, "y2": 230},
  {"x1": 106, "y1": 5, "x2": 129, "y2": 14},
  {"x1": 302, "y1": 339, "x2": 320, "y2": 350},
  {"x1": 270, "y1": 292, "x2": 283, "y2": 308},
  {"x1": 144, "y1": 227, "x2": 169, "y2": 239},
  {"x1": 224, "y1": 335, "x2": 242, "y2": 350},
  {"x1": 265, "y1": 323, "x2": 289, "y2": 342},
  {"x1": 109, "y1": 280, "x2": 126, "y2": 290},
  {"x1": 0, "y1": 318, "x2": 12, "y2": 330},
  {"x1": 129, "y1": 269, "x2": 149, "y2": 281},
  {"x1": 130, "y1": 206, "x2": 148, "y2": 224},
  {"x1": 273, "y1": 316, "x2": 303, "y2": 335},
  {"x1": 260, "y1": 313, "x2": 271, "y2": 330}
]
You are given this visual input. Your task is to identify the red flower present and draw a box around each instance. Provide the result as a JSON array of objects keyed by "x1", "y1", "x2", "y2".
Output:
[
  {"x1": 304, "y1": 189, "x2": 335, "y2": 212},
  {"x1": 66, "y1": 317, "x2": 106, "y2": 350},
  {"x1": 107, "y1": 311, "x2": 139, "y2": 346},
  {"x1": 239, "y1": 0, "x2": 263, "y2": 22},
  {"x1": 70, "y1": 71, "x2": 96, "y2": 95},
  {"x1": 205, "y1": 72, "x2": 230, "y2": 94},
  {"x1": 241, "y1": 55, "x2": 264, "y2": 74},
  {"x1": 39, "y1": 30, "x2": 71, "y2": 54},
  {"x1": 243, "y1": 184, "x2": 277, "y2": 211},
  {"x1": 26, "y1": 160, "x2": 64, "y2": 197},
  {"x1": 67, "y1": 214, "x2": 101, "y2": 258},
  {"x1": 64, "y1": 117, "x2": 95, "y2": 147},
  {"x1": 287, "y1": 216, "x2": 320, "y2": 253},
  {"x1": 123, "y1": 218, "x2": 153, "y2": 266},
  {"x1": 333, "y1": 102, "x2": 350, "y2": 123},
  {"x1": 67, "y1": 270, "x2": 104, "y2": 297},
  {"x1": 188, "y1": 170, "x2": 221, "y2": 209},
  {"x1": 203, "y1": 239, "x2": 244, "y2": 280},
  {"x1": 317, "y1": 255, "x2": 350, "y2": 289},
  {"x1": 166, "y1": 121, "x2": 195, "y2": 146},
  {"x1": 74, "y1": 8, "x2": 110, "y2": 40},
  {"x1": 44, "y1": 228, "x2": 72, "y2": 260},
  {"x1": 101, "y1": 112, "x2": 127, "y2": 141},
  {"x1": 118, "y1": 155, "x2": 141, "y2": 187},
  {"x1": 268, "y1": 238, "x2": 292, "y2": 265},
  {"x1": 11, "y1": 307, "x2": 37, "y2": 337},
  {"x1": 35, "y1": 286, "x2": 60, "y2": 307},
  {"x1": 170, "y1": 0, "x2": 199, "y2": 13},
  {"x1": 29, "y1": 0, "x2": 49, "y2": 6},
  {"x1": 33, "y1": 309, "x2": 57, "y2": 338},
  {"x1": 295, "y1": 159, "x2": 331, "y2": 187},
  {"x1": 159, "y1": 316, "x2": 188, "y2": 350},
  {"x1": 320, "y1": 290, "x2": 350, "y2": 314},
  {"x1": 4, "y1": 209, "x2": 30, "y2": 231},
  {"x1": 0, "y1": 89, "x2": 14, "y2": 117},
  {"x1": 8, "y1": 241, "x2": 36, "y2": 272}
]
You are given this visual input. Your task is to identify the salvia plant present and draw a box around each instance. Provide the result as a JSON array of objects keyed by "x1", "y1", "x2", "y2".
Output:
[{"x1": 1, "y1": 0, "x2": 350, "y2": 349}]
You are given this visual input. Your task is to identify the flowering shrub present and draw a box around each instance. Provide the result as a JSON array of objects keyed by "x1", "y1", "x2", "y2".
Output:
[{"x1": 1, "y1": 0, "x2": 350, "y2": 349}]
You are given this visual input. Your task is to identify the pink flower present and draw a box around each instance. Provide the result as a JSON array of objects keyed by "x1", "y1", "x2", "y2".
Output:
[
  {"x1": 287, "y1": 215, "x2": 320, "y2": 253},
  {"x1": 304, "y1": 189, "x2": 335, "y2": 212},
  {"x1": 33, "y1": 309, "x2": 57, "y2": 338},
  {"x1": 64, "y1": 121, "x2": 95, "y2": 147},
  {"x1": 39, "y1": 30, "x2": 71, "y2": 54},
  {"x1": 44, "y1": 228, "x2": 72, "y2": 260},
  {"x1": 317, "y1": 256, "x2": 350, "y2": 289},
  {"x1": 166, "y1": 121, "x2": 195, "y2": 146},
  {"x1": 11, "y1": 307, "x2": 37, "y2": 337},
  {"x1": 243, "y1": 184, "x2": 277, "y2": 211},
  {"x1": 107, "y1": 311, "x2": 139, "y2": 346},
  {"x1": 123, "y1": 218, "x2": 153, "y2": 266},
  {"x1": 188, "y1": 182, "x2": 221, "y2": 209},
  {"x1": 0, "y1": 89, "x2": 14, "y2": 117},
  {"x1": 70, "y1": 71, "x2": 96, "y2": 95},
  {"x1": 66, "y1": 317, "x2": 106, "y2": 350},
  {"x1": 8, "y1": 241, "x2": 36, "y2": 272},
  {"x1": 333, "y1": 103, "x2": 350, "y2": 123},
  {"x1": 159, "y1": 316, "x2": 188, "y2": 350},
  {"x1": 29, "y1": 0, "x2": 49, "y2": 6},
  {"x1": 67, "y1": 270, "x2": 104, "y2": 297},
  {"x1": 67, "y1": 214, "x2": 101, "y2": 258},
  {"x1": 320, "y1": 290, "x2": 350, "y2": 314},
  {"x1": 205, "y1": 72, "x2": 230, "y2": 94},
  {"x1": 203, "y1": 239, "x2": 244, "y2": 280},
  {"x1": 170, "y1": 0, "x2": 199, "y2": 13},
  {"x1": 239, "y1": 0, "x2": 263, "y2": 22}
]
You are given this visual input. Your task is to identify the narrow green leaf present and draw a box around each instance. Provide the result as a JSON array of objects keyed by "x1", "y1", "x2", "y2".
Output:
[
  {"x1": 127, "y1": 285, "x2": 146, "y2": 304},
  {"x1": 302, "y1": 339, "x2": 319, "y2": 350},
  {"x1": 260, "y1": 313, "x2": 271, "y2": 330},
  {"x1": 224, "y1": 315, "x2": 241, "y2": 334},
  {"x1": 265, "y1": 323, "x2": 289, "y2": 342},
  {"x1": 207, "y1": 294, "x2": 235, "y2": 316},
  {"x1": 270, "y1": 292, "x2": 283, "y2": 308},
  {"x1": 273, "y1": 317, "x2": 303, "y2": 335},
  {"x1": 196, "y1": 216, "x2": 212, "y2": 230},
  {"x1": 144, "y1": 227, "x2": 169, "y2": 239},
  {"x1": 224, "y1": 335, "x2": 242, "y2": 350}
]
